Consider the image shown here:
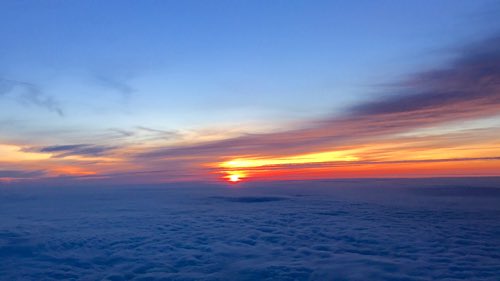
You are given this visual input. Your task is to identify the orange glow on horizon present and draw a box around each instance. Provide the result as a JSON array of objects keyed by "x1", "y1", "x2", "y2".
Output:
[
  {"x1": 214, "y1": 141, "x2": 500, "y2": 182},
  {"x1": 52, "y1": 166, "x2": 97, "y2": 176},
  {"x1": 227, "y1": 158, "x2": 500, "y2": 181},
  {"x1": 3, "y1": 127, "x2": 500, "y2": 184}
]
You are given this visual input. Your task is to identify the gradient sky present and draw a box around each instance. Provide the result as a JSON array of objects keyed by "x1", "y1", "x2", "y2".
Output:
[{"x1": 1, "y1": 0, "x2": 500, "y2": 185}]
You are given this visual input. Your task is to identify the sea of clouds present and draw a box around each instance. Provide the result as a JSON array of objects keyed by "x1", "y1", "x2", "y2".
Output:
[{"x1": 1, "y1": 178, "x2": 499, "y2": 280}]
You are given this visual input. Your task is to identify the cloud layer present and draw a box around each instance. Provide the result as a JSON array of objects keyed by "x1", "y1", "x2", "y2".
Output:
[{"x1": 1, "y1": 181, "x2": 499, "y2": 280}]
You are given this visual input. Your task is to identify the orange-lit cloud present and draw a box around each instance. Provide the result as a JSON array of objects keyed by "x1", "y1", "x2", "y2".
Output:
[
  {"x1": 220, "y1": 150, "x2": 359, "y2": 169},
  {"x1": 0, "y1": 144, "x2": 52, "y2": 161}
]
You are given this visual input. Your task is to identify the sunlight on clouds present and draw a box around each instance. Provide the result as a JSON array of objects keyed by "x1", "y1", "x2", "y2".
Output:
[
  {"x1": 0, "y1": 144, "x2": 51, "y2": 161},
  {"x1": 217, "y1": 149, "x2": 359, "y2": 180},
  {"x1": 220, "y1": 150, "x2": 359, "y2": 169}
]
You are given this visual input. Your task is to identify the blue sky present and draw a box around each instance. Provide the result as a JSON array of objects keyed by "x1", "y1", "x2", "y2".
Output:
[{"x1": 2, "y1": 0, "x2": 496, "y2": 133}]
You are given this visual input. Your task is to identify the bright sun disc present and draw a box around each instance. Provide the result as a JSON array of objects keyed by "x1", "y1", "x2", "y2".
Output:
[
  {"x1": 223, "y1": 171, "x2": 246, "y2": 183},
  {"x1": 228, "y1": 174, "x2": 241, "y2": 182}
]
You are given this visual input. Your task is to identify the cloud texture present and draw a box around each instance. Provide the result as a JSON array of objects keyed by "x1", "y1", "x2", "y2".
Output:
[{"x1": 1, "y1": 180, "x2": 499, "y2": 280}]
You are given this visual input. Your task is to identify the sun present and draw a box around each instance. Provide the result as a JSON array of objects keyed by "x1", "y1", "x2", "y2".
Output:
[
  {"x1": 222, "y1": 171, "x2": 246, "y2": 183},
  {"x1": 228, "y1": 174, "x2": 241, "y2": 183}
]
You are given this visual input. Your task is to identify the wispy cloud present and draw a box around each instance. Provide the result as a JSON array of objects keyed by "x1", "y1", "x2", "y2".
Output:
[
  {"x1": 108, "y1": 128, "x2": 135, "y2": 138},
  {"x1": 30, "y1": 144, "x2": 117, "y2": 158},
  {"x1": 94, "y1": 75, "x2": 136, "y2": 99},
  {"x1": 0, "y1": 78, "x2": 64, "y2": 116},
  {"x1": 352, "y1": 35, "x2": 500, "y2": 118},
  {"x1": 136, "y1": 126, "x2": 180, "y2": 139}
]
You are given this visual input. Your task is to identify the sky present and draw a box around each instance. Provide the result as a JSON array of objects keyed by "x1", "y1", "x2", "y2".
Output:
[{"x1": 1, "y1": 0, "x2": 500, "y2": 185}]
